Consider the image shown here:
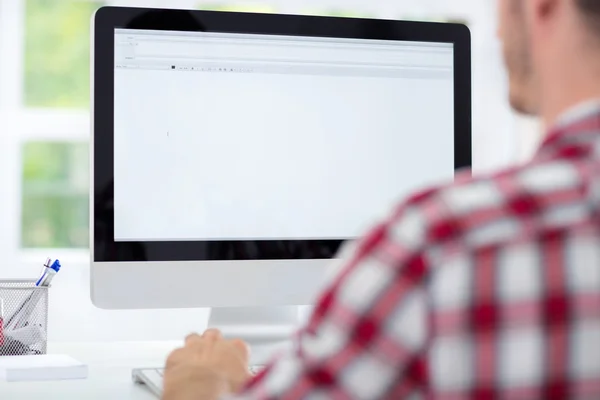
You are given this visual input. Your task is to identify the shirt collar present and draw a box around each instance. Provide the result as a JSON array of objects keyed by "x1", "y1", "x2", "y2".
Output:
[
  {"x1": 554, "y1": 99, "x2": 600, "y2": 128},
  {"x1": 535, "y1": 99, "x2": 600, "y2": 161}
]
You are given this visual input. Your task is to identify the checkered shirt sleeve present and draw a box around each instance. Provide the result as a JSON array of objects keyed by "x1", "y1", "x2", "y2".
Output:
[{"x1": 225, "y1": 111, "x2": 600, "y2": 399}]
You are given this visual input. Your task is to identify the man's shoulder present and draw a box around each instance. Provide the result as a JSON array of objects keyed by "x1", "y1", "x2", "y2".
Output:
[{"x1": 389, "y1": 157, "x2": 592, "y2": 250}]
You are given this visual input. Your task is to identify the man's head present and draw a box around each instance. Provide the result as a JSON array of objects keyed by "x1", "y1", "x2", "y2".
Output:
[{"x1": 497, "y1": 0, "x2": 600, "y2": 121}]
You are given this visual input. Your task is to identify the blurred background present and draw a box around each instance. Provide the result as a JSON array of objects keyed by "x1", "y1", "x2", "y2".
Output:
[{"x1": 0, "y1": 0, "x2": 541, "y2": 341}]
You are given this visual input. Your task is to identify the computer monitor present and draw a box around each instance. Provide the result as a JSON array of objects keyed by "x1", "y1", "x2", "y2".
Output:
[{"x1": 91, "y1": 7, "x2": 471, "y2": 337}]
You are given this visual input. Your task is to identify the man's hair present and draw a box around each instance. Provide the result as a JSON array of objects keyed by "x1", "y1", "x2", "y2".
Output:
[{"x1": 577, "y1": 0, "x2": 600, "y2": 34}]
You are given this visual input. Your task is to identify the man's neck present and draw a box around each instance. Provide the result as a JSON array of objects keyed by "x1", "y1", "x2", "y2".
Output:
[{"x1": 539, "y1": 48, "x2": 600, "y2": 130}]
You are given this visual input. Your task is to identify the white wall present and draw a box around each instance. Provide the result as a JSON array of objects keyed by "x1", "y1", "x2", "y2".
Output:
[{"x1": 0, "y1": 0, "x2": 538, "y2": 342}]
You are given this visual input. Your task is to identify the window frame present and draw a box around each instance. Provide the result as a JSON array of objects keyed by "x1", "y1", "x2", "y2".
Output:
[{"x1": 0, "y1": 0, "x2": 27, "y2": 270}]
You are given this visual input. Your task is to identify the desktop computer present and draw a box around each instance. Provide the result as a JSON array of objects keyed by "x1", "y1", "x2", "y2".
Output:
[{"x1": 90, "y1": 6, "x2": 471, "y2": 366}]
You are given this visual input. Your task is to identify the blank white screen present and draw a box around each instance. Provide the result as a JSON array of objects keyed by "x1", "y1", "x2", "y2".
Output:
[{"x1": 113, "y1": 30, "x2": 455, "y2": 241}]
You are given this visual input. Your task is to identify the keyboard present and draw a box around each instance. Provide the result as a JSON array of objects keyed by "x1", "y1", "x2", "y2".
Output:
[{"x1": 133, "y1": 366, "x2": 265, "y2": 398}]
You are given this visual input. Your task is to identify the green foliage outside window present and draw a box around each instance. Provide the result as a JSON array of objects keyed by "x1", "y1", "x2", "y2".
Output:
[
  {"x1": 24, "y1": 0, "x2": 102, "y2": 108},
  {"x1": 21, "y1": 0, "x2": 100, "y2": 248},
  {"x1": 21, "y1": 142, "x2": 89, "y2": 248}
]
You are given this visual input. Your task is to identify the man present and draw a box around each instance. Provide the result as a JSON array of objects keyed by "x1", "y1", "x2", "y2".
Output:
[{"x1": 163, "y1": 0, "x2": 600, "y2": 398}]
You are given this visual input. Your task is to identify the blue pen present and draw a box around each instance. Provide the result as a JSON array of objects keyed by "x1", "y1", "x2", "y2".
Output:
[
  {"x1": 35, "y1": 259, "x2": 61, "y2": 287},
  {"x1": 35, "y1": 258, "x2": 52, "y2": 286},
  {"x1": 5, "y1": 259, "x2": 62, "y2": 331}
]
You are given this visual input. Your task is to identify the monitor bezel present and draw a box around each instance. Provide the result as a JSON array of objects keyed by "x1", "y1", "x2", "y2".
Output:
[{"x1": 92, "y1": 7, "x2": 472, "y2": 263}]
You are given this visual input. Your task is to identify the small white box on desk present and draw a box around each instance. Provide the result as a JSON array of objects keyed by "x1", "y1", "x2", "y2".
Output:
[{"x1": 0, "y1": 354, "x2": 88, "y2": 382}]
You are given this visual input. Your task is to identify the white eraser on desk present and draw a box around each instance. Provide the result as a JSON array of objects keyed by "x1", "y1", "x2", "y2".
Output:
[{"x1": 0, "y1": 354, "x2": 88, "y2": 382}]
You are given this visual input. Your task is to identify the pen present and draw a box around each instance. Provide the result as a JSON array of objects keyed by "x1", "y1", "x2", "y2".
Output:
[
  {"x1": 5, "y1": 259, "x2": 61, "y2": 331},
  {"x1": 35, "y1": 258, "x2": 53, "y2": 286},
  {"x1": 36, "y1": 259, "x2": 61, "y2": 288}
]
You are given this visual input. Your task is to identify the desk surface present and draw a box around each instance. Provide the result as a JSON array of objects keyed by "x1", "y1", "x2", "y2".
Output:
[
  {"x1": 0, "y1": 342, "x2": 178, "y2": 400},
  {"x1": 0, "y1": 341, "x2": 285, "y2": 399}
]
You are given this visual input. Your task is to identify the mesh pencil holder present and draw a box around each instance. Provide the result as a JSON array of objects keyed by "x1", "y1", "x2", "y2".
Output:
[{"x1": 0, "y1": 280, "x2": 49, "y2": 356}]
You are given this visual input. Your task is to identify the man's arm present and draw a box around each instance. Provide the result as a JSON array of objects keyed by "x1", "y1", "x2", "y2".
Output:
[{"x1": 235, "y1": 200, "x2": 433, "y2": 399}]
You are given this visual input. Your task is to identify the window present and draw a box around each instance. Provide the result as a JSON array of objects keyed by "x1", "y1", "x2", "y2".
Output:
[
  {"x1": 21, "y1": 141, "x2": 89, "y2": 248},
  {"x1": 17, "y1": 0, "x2": 101, "y2": 250},
  {"x1": 25, "y1": 0, "x2": 102, "y2": 108}
]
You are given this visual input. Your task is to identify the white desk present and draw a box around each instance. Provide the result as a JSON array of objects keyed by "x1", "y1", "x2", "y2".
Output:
[
  {"x1": 0, "y1": 341, "x2": 285, "y2": 399},
  {"x1": 0, "y1": 342, "x2": 178, "y2": 400}
]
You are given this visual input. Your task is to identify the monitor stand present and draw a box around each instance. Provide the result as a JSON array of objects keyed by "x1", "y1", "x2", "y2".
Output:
[{"x1": 207, "y1": 306, "x2": 303, "y2": 364}]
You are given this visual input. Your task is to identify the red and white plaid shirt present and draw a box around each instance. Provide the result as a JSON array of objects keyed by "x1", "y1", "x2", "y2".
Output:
[{"x1": 232, "y1": 101, "x2": 600, "y2": 399}]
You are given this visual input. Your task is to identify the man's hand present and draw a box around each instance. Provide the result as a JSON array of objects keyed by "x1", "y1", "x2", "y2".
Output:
[{"x1": 162, "y1": 329, "x2": 252, "y2": 400}]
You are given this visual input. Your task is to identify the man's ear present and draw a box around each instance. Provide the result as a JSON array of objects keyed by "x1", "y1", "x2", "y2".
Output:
[
  {"x1": 530, "y1": 0, "x2": 561, "y2": 24},
  {"x1": 526, "y1": 0, "x2": 562, "y2": 40}
]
